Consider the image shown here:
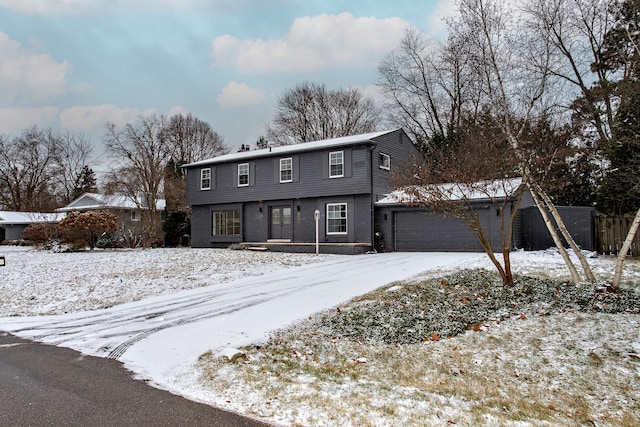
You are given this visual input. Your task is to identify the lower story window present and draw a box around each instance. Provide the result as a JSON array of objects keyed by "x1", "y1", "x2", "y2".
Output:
[
  {"x1": 212, "y1": 209, "x2": 241, "y2": 236},
  {"x1": 327, "y1": 203, "x2": 347, "y2": 234}
]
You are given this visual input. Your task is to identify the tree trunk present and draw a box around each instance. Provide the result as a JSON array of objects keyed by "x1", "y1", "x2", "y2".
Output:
[
  {"x1": 528, "y1": 184, "x2": 582, "y2": 284},
  {"x1": 611, "y1": 207, "x2": 640, "y2": 289},
  {"x1": 535, "y1": 185, "x2": 597, "y2": 282}
]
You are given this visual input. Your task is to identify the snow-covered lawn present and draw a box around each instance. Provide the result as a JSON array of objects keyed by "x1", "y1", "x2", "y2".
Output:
[
  {"x1": 1, "y1": 245, "x2": 639, "y2": 426},
  {"x1": 0, "y1": 246, "x2": 340, "y2": 316}
]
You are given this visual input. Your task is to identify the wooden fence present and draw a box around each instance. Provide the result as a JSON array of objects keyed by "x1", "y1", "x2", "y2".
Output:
[{"x1": 596, "y1": 214, "x2": 640, "y2": 256}]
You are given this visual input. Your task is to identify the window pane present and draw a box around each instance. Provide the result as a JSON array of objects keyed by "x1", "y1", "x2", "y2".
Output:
[
  {"x1": 212, "y1": 210, "x2": 241, "y2": 235},
  {"x1": 280, "y1": 158, "x2": 292, "y2": 182},
  {"x1": 238, "y1": 163, "x2": 249, "y2": 186},
  {"x1": 327, "y1": 203, "x2": 347, "y2": 234},
  {"x1": 379, "y1": 153, "x2": 390, "y2": 170},
  {"x1": 201, "y1": 168, "x2": 211, "y2": 189},
  {"x1": 271, "y1": 208, "x2": 281, "y2": 225},
  {"x1": 329, "y1": 152, "x2": 343, "y2": 177},
  {"x1": 282, "y1": 207, "x2": 292, "y2": 225}
]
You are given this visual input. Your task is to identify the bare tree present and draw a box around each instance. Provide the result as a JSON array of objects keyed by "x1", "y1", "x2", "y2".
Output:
[
  {"x1": 528, "y1": 0, "x2": 640, "y2": 287},
  {"x1": 104, "y1": 115, "x2": 173, "y2": 247},
  {"x1": 378, "y1": 27, "x2": 481, "y2": 153},
  {"x1": 162, "y1": 113, "x2": 229, "y2": 246},
  {"x1": 394, "y1": 113, "x2": 525, "y2": 285},
  {"x1": 265, "y1": 82, "x2": 380, "y2": 145},
  {"x1": 165, "y1": 113, "x2": 228, "y2": 164},
  {"x1": 0, "y1": 126, "x2": 60, "y2": 212},
  {"x1": 451, "y1": 0, "x2": 599, "y2": 284},
  {"x1": 52, "y1": 130, "x2": 95, "y2": 205}
]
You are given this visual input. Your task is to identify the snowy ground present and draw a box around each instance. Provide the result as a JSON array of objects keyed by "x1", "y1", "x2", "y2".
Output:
[
  {"x1": 0, "y1": 246, "x2": 341, "y2": 316},
  {"x1": 0, "y1": 245, "x2": 639, "y2": 426}
]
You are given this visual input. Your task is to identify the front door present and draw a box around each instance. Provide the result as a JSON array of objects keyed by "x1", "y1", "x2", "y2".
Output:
[{"x1": 270, "y1": 206, "x2": 293, "y2": 240}]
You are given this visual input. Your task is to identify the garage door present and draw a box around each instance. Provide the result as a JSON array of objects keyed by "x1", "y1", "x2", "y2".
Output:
[{"x1": 393, "y1": 210, "x2": 488, "y2": 252}]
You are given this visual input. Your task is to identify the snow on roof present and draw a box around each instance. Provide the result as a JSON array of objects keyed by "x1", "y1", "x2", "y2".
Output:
[
  {"x1": 57, "y1": 193, "x2": 166, "y2": 212},
  {"x1": 0, "y1": 211, "x2": 65, "y2": 224},
  {"x1": 183, "y1": 129, "x2": 401, "y2": 167},
  {"x1": 376, "y1": 177, "x2": 524, "y2": 205}
]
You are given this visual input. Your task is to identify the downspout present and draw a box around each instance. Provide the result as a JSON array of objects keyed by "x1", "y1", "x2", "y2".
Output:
[{"x1": 369, "y1": 142, "x2": 377, "y2": 251}]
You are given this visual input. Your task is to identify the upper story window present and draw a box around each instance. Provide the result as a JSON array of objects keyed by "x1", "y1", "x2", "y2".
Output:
[
  {"x1": 329, "y1": 151, "x2": 344, "y2": 178},
  {"x1": 280, "y1": 158, "x2": 292, "y2": 183},
  {"x1": 379, "y1": 152, "x2": 390, "y2": 170},
  {"x1": 238, "y1": 163, "x2": 249, "y2": 187},
  {"x1": 131, "y1": 210, "x2": 140, "y2": 222},
  {"x1": 200, "y1": 168, "x2": 211, "y2": 190}
]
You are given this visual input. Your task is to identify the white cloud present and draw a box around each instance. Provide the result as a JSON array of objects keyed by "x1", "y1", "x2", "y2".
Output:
[
  {"x1": 0, "y1": 32, "x2": 72, "y2": 104},
  {"x1": 427, "y1": 0, "x2": 456, "y2": 37},
  {"x1": 360, "y1": 84, "x2": 385, "y2": 105},
  {"x1": 0, "y1": 106, "x2": 59, "y2": 132},
  {"x1": 217, "y1": 81, "x2": 266, "y2": 108},
  {"x1": 167, "y1": 105, "x2": 190, "y2": 117},
  {"x1": 212, "y1": 12, "x2": 409, "y2": 73},
  {"x1": 60, "y1": 105, "x2": 156, "y2": 130},
  {"x1": 0, "y1": 0, "x2": 252, "y2": 15}
]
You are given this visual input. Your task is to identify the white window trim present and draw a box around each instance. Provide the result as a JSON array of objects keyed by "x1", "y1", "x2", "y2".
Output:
[
  {"x1": 326, "y1": 203, "x2": 347, "y2": 235},
  {"x1": 200, "y1": 168, "x2": 211, "y2": 190},
  {"x1": 280, "y1": 157, "x2": 293, "y2": 183},
  {"x1": 329, "y1": 151, "x2": 344, "y2": 178},
  {"x1": 238, "y1": 163, "x2": 249, "y2": 187},
  {"x1": 379, "y1": 152, "x2": 390, "y2": 171}
]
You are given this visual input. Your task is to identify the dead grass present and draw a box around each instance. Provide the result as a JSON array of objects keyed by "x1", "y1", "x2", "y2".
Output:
[{"x1": 198, "y1": 270, "x2": 640, "y2": 426}]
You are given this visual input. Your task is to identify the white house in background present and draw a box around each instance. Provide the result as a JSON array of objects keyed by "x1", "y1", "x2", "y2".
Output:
[
  {"x1": 56, "y1": 193, "x2": 166, "y2": 215},
  {"x1": 56, "y1": 193, "x2": 167, "y2": 244},
  {"x1": 0, "y1": 211, "x2": 65, "y2": 241}
]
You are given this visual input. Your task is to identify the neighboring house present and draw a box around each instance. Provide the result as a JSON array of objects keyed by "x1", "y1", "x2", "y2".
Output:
[
  {"x1": 184, "y1": 128, "x2": 597, "y2": 254},
  {"x1": 56, "y1": 193, "x2": 167, "y2": 244},
  {"x1": 0, "y1": 211, "x2": 64, "y2": 241},
  {"x1": 184, "y1": 129, "x2": 420, "y2": 254}
]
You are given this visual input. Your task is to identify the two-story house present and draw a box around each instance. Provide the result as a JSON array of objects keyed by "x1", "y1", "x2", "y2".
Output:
[{"x1": 184, "y1": 129, "x2": 420, "y2": 254}]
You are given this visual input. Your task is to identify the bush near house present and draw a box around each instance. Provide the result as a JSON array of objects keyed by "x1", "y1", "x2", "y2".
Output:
[
  {"x1": 23, "y1": 223, "x2": 60, "y2": 247},
  {"x1": 59, "y1": 210, "x2": 118, "y2": 250}
]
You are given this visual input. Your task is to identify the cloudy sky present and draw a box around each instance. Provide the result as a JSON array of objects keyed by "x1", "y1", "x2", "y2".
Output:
[{"x1": 0, "y1": 0, "x2": 453, "y2": 164}]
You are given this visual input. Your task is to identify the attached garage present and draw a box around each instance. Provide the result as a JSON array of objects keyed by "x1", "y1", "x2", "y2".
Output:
[{"x1": 392, "y1": 209, "x2": 490, "y2": 252}]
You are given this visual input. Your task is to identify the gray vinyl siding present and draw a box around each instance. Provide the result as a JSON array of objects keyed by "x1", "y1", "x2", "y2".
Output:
[
  {"x1": 69, "y1": 195, "x2": 102, "y2": 208},
  {"x1": 186, "y1": 146, "x2": 373, "y2": 206},
  {"x1": 191, "y1": 195, "x2": 374, "y2": 248},
  {"x1": 1, "y1": 224, "x2": 27, "y2": 241},
  {"x1": 370, "y1": 130, "x2": 422, "y2": 200}
]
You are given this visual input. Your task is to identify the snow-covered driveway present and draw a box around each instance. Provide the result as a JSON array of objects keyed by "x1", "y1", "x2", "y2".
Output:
[{"x1": 0, "y1": 251, "x2": 480, "y2": 394}]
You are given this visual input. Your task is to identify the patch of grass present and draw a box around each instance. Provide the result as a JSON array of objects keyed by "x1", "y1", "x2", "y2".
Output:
[{"x1": 198, "y1": 270, "x2": 640, "y2": 426}]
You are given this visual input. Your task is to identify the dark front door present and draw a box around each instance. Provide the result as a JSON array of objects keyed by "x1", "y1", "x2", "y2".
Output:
[{"x1": 270, "y1": 206, "x2": 293, "y2": 240}]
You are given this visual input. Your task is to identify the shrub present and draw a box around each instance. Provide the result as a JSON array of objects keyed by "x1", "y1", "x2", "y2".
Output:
[
  {"x1": 22, "y1": 223, "x2": 59, "y2": 246},
  {"x1": 59, "y1": 211, "x2": 119, "y2": 250}
]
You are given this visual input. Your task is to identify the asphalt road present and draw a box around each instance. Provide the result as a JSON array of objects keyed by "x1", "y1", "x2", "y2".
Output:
[{"x1": 0, "y1": 332, "x2": 271, "y2": 427}]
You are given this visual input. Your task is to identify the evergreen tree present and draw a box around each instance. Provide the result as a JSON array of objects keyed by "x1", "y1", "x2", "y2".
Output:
[
  {"x1": 162, "y1": 158, "x2": 190, "y2": 246},
  {"x1": 73, "y1": 165, "x2": 98, "y2": 199},
  {"x1": 595, "y1": 0, "x2": 640, "y2": 214}
]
